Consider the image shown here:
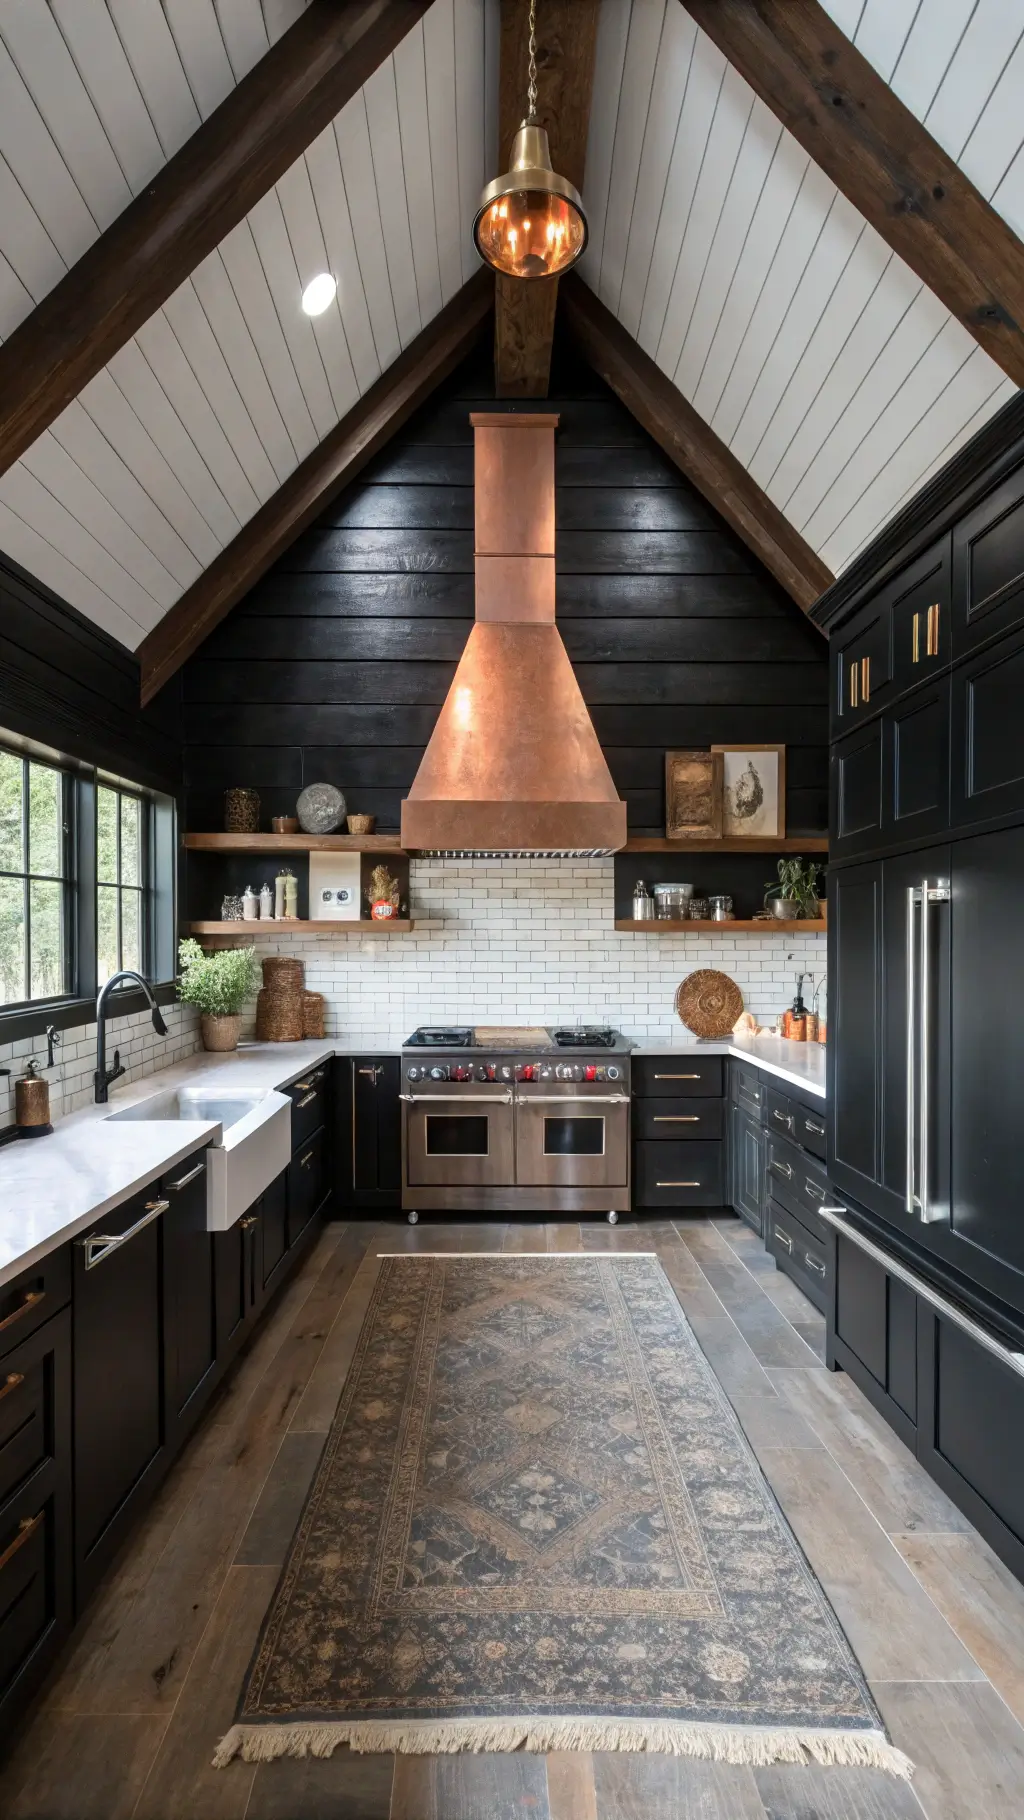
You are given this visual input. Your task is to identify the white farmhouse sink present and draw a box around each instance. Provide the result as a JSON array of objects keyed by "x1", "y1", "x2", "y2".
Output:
[{"x1": 106, "y1": 1087, "x2": 292, "y2": 1231}]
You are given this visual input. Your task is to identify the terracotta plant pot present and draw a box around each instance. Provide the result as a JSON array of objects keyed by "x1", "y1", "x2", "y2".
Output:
[
  {"x1": 201, "y1": 1013, "x2": 241, "y2": 1052},
  {"x1": 817, "y1": 898, "x2": 828, "y2": 924}
]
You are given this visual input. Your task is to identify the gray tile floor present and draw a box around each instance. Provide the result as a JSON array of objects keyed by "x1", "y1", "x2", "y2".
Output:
[{"x1": 5, "y1": 1213, "x2": 1024, "y2": 1818}]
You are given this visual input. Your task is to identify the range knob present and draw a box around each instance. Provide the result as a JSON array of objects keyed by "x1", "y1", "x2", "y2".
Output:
[
  {"x1": 476, "y1": 1063, "x2": 495, "y2": 1082},
  {"x1": 451, "y1": 1064, "x2": 472, "y2": 1081},
  {"x1": 584, "y1": 1064, "x2": 598, "y2": 1082},
  {"x1": 538, "y1": 1063, "x2": 553, "y2": 1080},
  {"x1": 429, "y1": 1065, "x2": 448, "y2": 1081},
  {"x1": 500, "y1": 1064, "x2": 513, "y2": 1082},
  {"x1": 516, "y1": 1064, "x2": 535, "y2": 1082},
  {"x1": 607, "y1": 1064, "x2": 621, "y2": 1081},
  {"x1": 407, "y1": 1066, "x2": 423, "y2": 1082}
]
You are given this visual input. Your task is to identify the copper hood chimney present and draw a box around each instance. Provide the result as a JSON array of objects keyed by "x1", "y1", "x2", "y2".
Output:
[{"x1": 400, "y1": 413, "x2": 626, "y2": 855}]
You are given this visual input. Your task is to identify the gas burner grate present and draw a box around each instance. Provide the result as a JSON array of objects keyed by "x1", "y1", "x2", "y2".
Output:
[{"x1": 552, "y1": 1027, "x2": 618, "y2": 1048}]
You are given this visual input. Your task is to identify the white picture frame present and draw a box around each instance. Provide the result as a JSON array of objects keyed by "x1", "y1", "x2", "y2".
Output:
[{"x1": 711, "y1": 744, "x2": 785, "y2": 841}]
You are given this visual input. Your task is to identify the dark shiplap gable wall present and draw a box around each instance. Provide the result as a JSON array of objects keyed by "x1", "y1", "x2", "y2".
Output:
[{"x1": 182, "y1": 345, "x2": 828, "y2": 835}]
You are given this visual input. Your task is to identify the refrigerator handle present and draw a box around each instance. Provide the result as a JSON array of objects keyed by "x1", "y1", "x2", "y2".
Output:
[
  {"x1": 905, "y1": 885, "x2": 918, "y2": 1214},
  {"x1": 918, "y1": 878, "x2": 950, "y2": 1225}
]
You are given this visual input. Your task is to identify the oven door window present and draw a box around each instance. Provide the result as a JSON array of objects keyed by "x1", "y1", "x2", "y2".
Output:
[
  {"x1": 543, "y1": 1116, "x2": 604, "y2": 1157},
  {"x1": 425, "y1": 1114, "x2": 489, "y2": 1156}
]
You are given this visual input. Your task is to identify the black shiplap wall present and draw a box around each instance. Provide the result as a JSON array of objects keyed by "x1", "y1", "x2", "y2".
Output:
[
  {"x1": 182, "y1": 344, "x2": 827, "y2": 835},
  {"x1": 0, "y1": 553, "x2": 180, "y2": 790}
]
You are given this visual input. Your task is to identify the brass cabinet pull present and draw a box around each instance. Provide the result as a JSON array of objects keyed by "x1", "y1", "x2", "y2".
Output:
[
  {"x1": 804, "y1": 1252, "x2": 826, "y2": 1277},
  {"x1": 849, "y1": 660, "x2": 859, "y2": 708},
  {"x1": 912, "y1": 611, "x2": 921, "y2": 663},
  {"x1": 861, "y1": 654, "x2": 871, "y2": 701},
  {"x1": 775, "y1": 1226, "x2": 793, "y2": 1253},
  {"x1": 927, "y1": 601, "x2": 940, "y2": 657},
  {"x1": 0, "y1": 1511, "x2": 43, "y2": 1573},
  {"x1": 656, "y1": 1180, "x2": 700, "y2": 1188},
  {"x1": 239, "y1": 1213, "x2": 260, "y2": 1229},
  {"x1": 357, "y1": 1065, "x2": 382, "y2": 1080},
  {"x1": 0, "y1": 1290, "x2": 44, "y2": 1334},
  {"x1": 653, "y1": 1115, "x2": 700, "y2": 1123},
  {"x1": 296, "y1": 1090, "x2": 317, "y2": 1108},
  {"x1": 0, "y1": 1372, "x2": 25, "y2": 1403},
  {"x1": 654, "y1": 1072, "x2": 701, "y2": 1080}
]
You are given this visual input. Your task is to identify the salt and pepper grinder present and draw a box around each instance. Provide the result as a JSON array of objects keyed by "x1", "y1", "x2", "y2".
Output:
[
  {"x1": 284, "y1": 870, "x2": 298, "y2": 919},
  {"x1": 16, "y1": 1058, "x2": 52, "y2": 1137},
  {"x1": 242, "y1": 885, "x2": 259, "y2": 921},
  {"x1": 274, "y1": 866, "x2": 288, "y2": 919},
  {"x1": 259, "y1": 882, "x2": 274, "y2": 920},
  {"x1": 632, "y1": 879, "x2": 654, "y2": 921}
]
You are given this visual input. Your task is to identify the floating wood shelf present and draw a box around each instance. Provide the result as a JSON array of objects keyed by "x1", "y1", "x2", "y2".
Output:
[
  {"x1": 620, "y1": 836, "x2": 828, "y2": 854},
  {"x1": 183, "y1": 833, "x2": 407, "y2": 854},
  {"x1": 615, "y1": 919, "x2": 826, "y2": 934},
  {"x1": 188, "y1": 920, "x2": 414, "y2": 935}
]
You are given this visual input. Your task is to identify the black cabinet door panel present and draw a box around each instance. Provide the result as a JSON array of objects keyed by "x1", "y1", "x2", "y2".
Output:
[
  {"x1": 287, "y1": 1066, "x2": 329, "y2": 1152},
  {"x1": 162, "y1": 1153, "x2": 215, "y2": 1426},
  {"x1": 831, "y1": 720, "x2": 884, "y2": 858},
  {"x1": 260, "y1": 1170, "x2": 289, "y2": 1289},
  {"x1": 828, "y1": 863, "x2": 882, "y2": 1208},
  {"x1": 634, "y1": 1057, "x2": 722, "y2": 1097},
  {"x1": 887, "y1": 680, "x2": 949, "y2": 841},
  {"x1": 832, "y1": 598, "x2": 892, "y2": 733},
  {"x1": 0, "y1": 1309, "x2": 70, "y2": 1731},
  {"x1": 0, "y1": 1248, "x2": 71, "y2": 1362},
  {"x1": 635, "y1": 1141, "x2": 723, "y2": 1207},
  {"x1": 951, "y1": 623, "x2": 1024, "y2": 828},
  {"x1": 214, "y1": 1221, "x2": 248, "y2": 1357},
  {"x1": 953, "y1": 469, "x2": 1024, "y2": 655},
  {"x1": 349, "y1": 1059, "x2": 402, "y2": 1203},
  {"x1": 635, "y1": 1098, "x2": 723, "y2": 1141},
  {"x1": 767, "y1": 1201, "x2": 827, "y2": 1311},
  {"x1": 729, "y1": 1103, "x2": 764, "y2": 1235},
  {"x1": 923, "y1": 1313, "x2": 1024, "y2": 1561},
  {"x1": 890, "y1": 534, "x2": 952, "y2": 691},
  {"x1": 835, "y1": 1233, "x2": 888, "y2": 1385},
  {"x1": 289, "y1": 1127, "x2": 326, "y2": 1244},
  {"x1": 729, "y1": 1059, "x2": 763, "y2": 1119}
]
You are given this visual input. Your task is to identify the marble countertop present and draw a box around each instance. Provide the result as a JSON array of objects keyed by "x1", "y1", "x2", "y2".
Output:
[
  {"x1": 634, "y1": 1034, "x2": 826, "y2": 1098},
  {"x1": 0, "y1": 1040, "x2": 335, "y2": 1288}
]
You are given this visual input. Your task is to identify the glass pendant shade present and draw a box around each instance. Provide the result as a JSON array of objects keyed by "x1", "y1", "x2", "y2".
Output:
[{"x1": 474, "y1": 123, "x2": 587, "y2": 279}]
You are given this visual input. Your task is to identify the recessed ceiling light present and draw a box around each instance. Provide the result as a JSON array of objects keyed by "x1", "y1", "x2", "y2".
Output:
[{"x1": 301, "y1": 272, "x2": 337, "y2": 316}]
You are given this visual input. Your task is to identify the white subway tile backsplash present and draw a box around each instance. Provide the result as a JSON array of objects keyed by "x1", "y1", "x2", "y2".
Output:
[{"x1": 0, "y1": 1004, "x2": 200, "y2": 1133}]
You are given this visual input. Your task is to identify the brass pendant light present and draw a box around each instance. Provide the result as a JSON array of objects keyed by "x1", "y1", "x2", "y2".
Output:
[{"x1": 473, "y1": 0, "x2": 587, "y2": 280}]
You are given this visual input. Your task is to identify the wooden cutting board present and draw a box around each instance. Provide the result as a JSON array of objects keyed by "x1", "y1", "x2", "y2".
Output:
[{"x1": 473, "y1": 1026, "x2": 550, "y2": 1048}]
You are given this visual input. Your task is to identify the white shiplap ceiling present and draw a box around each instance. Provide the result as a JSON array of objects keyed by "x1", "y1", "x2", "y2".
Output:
[
  {"x1": 1, "y1": 0, "x2": 1023, "y2": 648},
  {"x1": 581, "y1": 0, "x2": 1022, "y2": 578},
  {"x1": 0, "y1": 0, "x2": 498, "y2": 648}
]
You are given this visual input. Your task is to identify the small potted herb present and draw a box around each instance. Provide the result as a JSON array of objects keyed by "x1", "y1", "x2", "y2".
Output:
[
  {"x1": 177, "y1": 938, "x2": 261, "y2": 1052},
  {"x1": 765, "y1": 857, "x2": 824, "y2": 921}
]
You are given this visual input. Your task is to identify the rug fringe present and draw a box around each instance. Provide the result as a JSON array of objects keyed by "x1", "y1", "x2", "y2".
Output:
[{"x1": 212, "y1": 1717, "x2": 913, "y2": 1778}]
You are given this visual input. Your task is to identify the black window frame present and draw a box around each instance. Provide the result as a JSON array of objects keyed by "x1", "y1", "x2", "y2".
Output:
[
  {"x1": 95, "y1": 777, "x2": 151, "y2": 988},
  {"x1": 0, "y1": 732, "x2": 179, "y2": 1044},
  {"x1": 0, "y1": 743, "x2": 76, "y2": 1014}
]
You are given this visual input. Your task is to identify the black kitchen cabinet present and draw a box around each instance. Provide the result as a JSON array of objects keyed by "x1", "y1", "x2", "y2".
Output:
[
  {"x1": 888, "y1": 535, "x2": 952, "y2": 691},
  {"x1": 336, "y1": 1058, "x2": 401, "y2": 1209},
  {"x1": 286, "y1": 1064, "x2": 329, "y2": 1151},
  {"x1": 832, "y1": 594, "x2": 892, "y2": 734},
  {"x1": 633, "y1": 1056, "x2": 722, "y2": 1097},
  {"x1": 766, "y1": 1199, "x2": 827, "y2": 1312},
  {"x1": 824, "y1": 1223, "x2": 919, "y2": 1445},
  {"x1": 918, "y1": 1304, "x2": 1024, "y2": 1583},
  {"x1": 288, "y1": 1125, "x2": 327, "y2": 1244},
  {"x1": 828, "y1": 861, "x2": 882, "y2": 1211},
  {"x1": 73, "y1": 1188, "x2": 165, "y2": 1604},
  {"x1": 162, "y1": 1150, "x2": 216, "y2": 1442},
  {"x1": 950, "y1": 621, "x2": 1024, "y2": 830},
  {"x1": 831, "y1": 718, "x2": 884, "y2": 858},
  {"x1": 952, "y1": 465, "x2": 1024, "y2": 656},
  {"x1": 728, "y1": 1103, "x2": 764, "y2": 1235},
  {"x1": 0, "y1": 1294, "x2": 72, "y2": 1732},
  {"x1": 635, "y1": 1097, "x2": 723, "y2": 1141},
  {"x1": 634, "y1": 1140, "x2": 723, "y2": 1208},
  {"x1": 830, "y1": 678, "x2": 949, "y2": 863},
  {"x1": 260, "y1": 1168, "x2": 289, "y2": 1294}
]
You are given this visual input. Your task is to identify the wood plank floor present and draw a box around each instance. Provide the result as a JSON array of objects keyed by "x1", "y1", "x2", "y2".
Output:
[{"x1": 6, "y1": 1212, "x2": 1024, "y2": 1818}]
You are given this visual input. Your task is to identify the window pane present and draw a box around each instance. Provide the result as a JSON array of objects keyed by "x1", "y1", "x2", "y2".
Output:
[
  {"x1": 0, "y1": 752, "x2": 23, "y2": 873},
  {"x1": 121, "y1": 889, "x2": 141, "y2": 975},
  {"x1": 29, "y1": 879, "x2": 64, "y2": 999},
  {"x1": 97, "y1": 885, "x2": 119, "y2": 986},
  {"x1": 120, "y1": 795, "x2": 140, "y2": 887},
  {"x1": 29, "y1": 762, "x2": 62, "y2": 878},
  {"x1": 0, "y1": 876, "x2": 26, "y2": 1004},
  {"x1": 97, "y1": 786, "x2": 118, "y2": 884}
]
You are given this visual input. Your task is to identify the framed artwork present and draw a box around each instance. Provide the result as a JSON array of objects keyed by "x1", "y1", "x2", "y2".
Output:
[
  {"x1": 711, "y1": 744, "x2": 786, "y2": 840},
  {"x1": 665, "y1": 750, "x2": 723, "y2": 841}
]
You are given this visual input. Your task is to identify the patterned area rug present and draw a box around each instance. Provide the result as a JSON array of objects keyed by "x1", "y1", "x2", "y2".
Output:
[{"x1": 215, "y1": 1254, "x2": 910, "y2": 1776}]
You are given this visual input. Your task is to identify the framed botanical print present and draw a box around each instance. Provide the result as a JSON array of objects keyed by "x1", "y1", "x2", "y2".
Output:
[
  {"x1": 665, "y1": 749, "x2": 723, "y2": 840},
  {"x1": 711, "y1": 744, "x2": 786, "y2": 840}
]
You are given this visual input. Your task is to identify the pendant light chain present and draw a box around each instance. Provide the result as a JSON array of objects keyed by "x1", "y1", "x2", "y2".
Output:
[{"x1": 526, "y1": 0, "x2": 538, "y2": 121}]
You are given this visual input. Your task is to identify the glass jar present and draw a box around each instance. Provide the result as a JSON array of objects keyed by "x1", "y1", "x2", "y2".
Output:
[
  {"x1": 708, "y1": 894, "x2": 734, "y2": 921},
  {"x1": 689, "y1": 898, "x2": 710, "y2": 920}
]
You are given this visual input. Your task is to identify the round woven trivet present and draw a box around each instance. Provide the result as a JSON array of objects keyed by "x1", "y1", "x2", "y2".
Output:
[{"x1": 675, "y1": 969, "x2": 743, "y2": 1038}]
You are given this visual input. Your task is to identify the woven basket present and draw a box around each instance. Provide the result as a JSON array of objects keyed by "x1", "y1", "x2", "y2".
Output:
[
  {"x1": 261, "y1": 955, "x2": 305, "y2": 996},
  {"x1": 302, "y1": 991, "x2": 326, "y2": 1039},
  {"x1": 255, "y1": 988, "x2": 304, "y2": 1042}
]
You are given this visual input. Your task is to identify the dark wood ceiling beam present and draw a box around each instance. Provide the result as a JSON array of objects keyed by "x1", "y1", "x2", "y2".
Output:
[
  {"x1": 138, "y1": 270, "x2": 492, "y2": 705},
  {"x1": 493, "y1": 0, "x2": 599, "y2": 397},
  {"x1": 684, "y1": 0, "x2": 1024, "y2": 388},
  {"x1": 561, "y1": 274, "x2": 833, "y2": 615},
  {"x1": 0, "y1": 0, "x2": 430, "y2": 478}
]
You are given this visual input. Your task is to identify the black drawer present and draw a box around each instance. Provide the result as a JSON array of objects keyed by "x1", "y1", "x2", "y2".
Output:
[
  {"x1": 764, "y1": 1133, "x2": 829, "y2": 1240},
  {"x1": 635, "y1": 1098, "x2": 724, "y2": 1141},
  {"x1": 286, "y1": 1064, "x2": 329, "y2": 1151},
  {"x1": 767, "y1": 1199, "x2": 827, "y2": 1312},
  {"x1": 634, "y1": 1057, "x2": 722, "y2": 1098},
  {"x1": 793, "y1": 1101, "x2": 827, "y2": 1161},
  {"x1": 0, "y1": 1495, "x2": 51, "y2": 1708},
  {"x1": 0, "y1": 1308, "x2": 70, "y2": 1520},
  {"x1": 0, "y1": 1248, "x2": 71, "y2": 1363},
  {"x1": 764, "y1": 1084, "x2": 799, "y2": 1141},
  {"x1": 729, "y1": 1059, "x2": 763, "y2": 1119},
  {"x1": 634, "y1": 1141, "x2": 724, "y2": 1207},
  {"x1": 288, "y1": 1125, "x2": 326, "y2": 1245},
  {"x1": 0, "y1": 1307, "x2": 71, "y2": 1728}
]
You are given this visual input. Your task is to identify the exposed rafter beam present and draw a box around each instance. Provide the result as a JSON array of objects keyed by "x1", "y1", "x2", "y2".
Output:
[
  {"x1": 684, "y1": 0, "x2": 1024, "y2": 389},
  {"x1": 493, "y1": 0, "x2": 599, "y2": 397},
  {"x1": 138, "y1": 271, "x2": 492, "y2": 705},
  {"x1": 561, "y1": 275, "x2": 833, "y2": 615},
  {"x1": 0, "y1": 0, "x2": 430, "y2": 478}
]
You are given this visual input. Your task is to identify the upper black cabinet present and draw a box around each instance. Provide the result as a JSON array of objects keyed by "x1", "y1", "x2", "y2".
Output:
[
  {"x1": 951, "y1": 622, "x2": 1024, "y2": 830},
  {"x1": 953, "y1": 469, "x2": 1024, "y2": 656},
  {"x1": 832, "y1": 597, "x2": 893, "y2": 733},
  {"x1": 831, "y1": 535, "x2": 952, "y2": 737}
]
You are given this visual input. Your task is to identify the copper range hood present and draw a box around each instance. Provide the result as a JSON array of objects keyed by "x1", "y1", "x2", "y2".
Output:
[{"x1": 400, "y1": 413, "x2": 626, "y2": 856}]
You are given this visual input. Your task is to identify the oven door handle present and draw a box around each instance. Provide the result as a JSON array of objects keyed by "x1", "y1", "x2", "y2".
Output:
[
  {"x1": 516, "y1": 1093, "x2": 629, "y2": 1103},
  {"x1": 400, "y1": 1092, "x2": 513, "y2": 1104}
]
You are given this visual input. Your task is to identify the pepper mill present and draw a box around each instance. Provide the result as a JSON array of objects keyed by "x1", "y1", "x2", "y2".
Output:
[
  {"x1": 16, "y1": 1059, "x2": 52, "y2": 1138},
  {"x1": 284, "y1": 870, "x2": 298, "y2": 919}
]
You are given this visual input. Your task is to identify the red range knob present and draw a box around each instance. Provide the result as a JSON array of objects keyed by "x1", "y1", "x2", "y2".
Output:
[{"x1": 584, "y1": 1064, "x2": 598, "y2": 1081}]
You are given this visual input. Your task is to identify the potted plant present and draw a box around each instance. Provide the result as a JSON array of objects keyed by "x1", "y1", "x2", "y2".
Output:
[
  {"x1": 177, "y1": 938, "x2": 261, "y2": 1052},
  {"x1": 764, "y1": 857, "x2": 824, "y2": 921}
]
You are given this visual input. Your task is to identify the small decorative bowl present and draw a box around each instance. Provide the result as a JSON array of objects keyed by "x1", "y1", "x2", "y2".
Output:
[
  {"x1": 346, "y1": 814, "x2": 376, "y2": 835},
  {"x1": 271, "y1": 816, "x2": 299, "y2": 834}
]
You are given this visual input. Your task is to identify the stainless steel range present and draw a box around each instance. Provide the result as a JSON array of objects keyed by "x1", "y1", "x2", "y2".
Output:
[{"x1": 400, "y1": 1027, "x2": 632, "y2": 1223}]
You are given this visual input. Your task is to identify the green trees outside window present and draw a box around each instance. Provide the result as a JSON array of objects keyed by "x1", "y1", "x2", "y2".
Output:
[
  {"x1": 0, "y1": 749, "x2": 70, "y2": 1006},
  {"x1": 97, "y1": 785, "x2": 146, "y2": 986}
]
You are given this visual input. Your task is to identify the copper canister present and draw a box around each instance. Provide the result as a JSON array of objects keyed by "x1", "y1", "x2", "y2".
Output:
[{"x1": 15, "y1": 1059, "x2": 52, "y2": 1137}]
